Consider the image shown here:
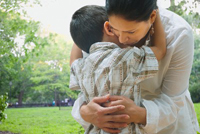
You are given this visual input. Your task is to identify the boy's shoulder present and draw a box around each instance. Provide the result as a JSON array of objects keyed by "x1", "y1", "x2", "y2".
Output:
[
  {"x1": 89, "y1": 42, "x2": 120, "y2": 53},
  {"x1": 71, "y1": 58, "x2": 85, "y2": 69}
]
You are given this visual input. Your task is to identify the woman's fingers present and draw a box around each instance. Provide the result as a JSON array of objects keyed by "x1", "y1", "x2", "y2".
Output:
[
  {"x1": 93, "y1": 94, "x2": 110, "y2": 104},
  {"x1": 99, "y1": 105, "x2": 125, "y2": 115},
  {"x1": 103, "y1": 100, "x2": 123, "y2": 107},
  {"x1": 105, "y1": 114, "x2": 130, "y2": 122},
  {"x1": 109, "y1": 95, "x2": 124, "y2": 101}
]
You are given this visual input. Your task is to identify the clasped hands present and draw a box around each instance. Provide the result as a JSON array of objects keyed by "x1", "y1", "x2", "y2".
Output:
[{"x1": 80, "y1": 94, "x2": 146, "y2": 133}]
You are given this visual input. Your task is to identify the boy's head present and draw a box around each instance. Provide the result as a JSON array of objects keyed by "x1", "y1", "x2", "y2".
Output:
[
  {"x1": 70, "y1": 5, "x2": 122, "y2": 53},
  {"x1": 70, "y1": 5, "x2": 107, "y2": 53}
]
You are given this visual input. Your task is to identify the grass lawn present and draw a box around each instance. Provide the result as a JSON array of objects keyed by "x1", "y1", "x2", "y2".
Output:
[
  {"x1": 195, "y1": 103, "x2": 200, "y2": 134},
  {"x1": 0, "y1": 104, "x2": 199, "y2": 134},
  {"x1": 0, "y1": 107, "x2": 84, "y2": 134}
]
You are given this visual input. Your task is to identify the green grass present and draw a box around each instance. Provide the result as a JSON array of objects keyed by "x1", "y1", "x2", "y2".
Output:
[
  {"x1": 195, "y1": 103, "x2": 200, "y2": 134},
  {"x1": 0, "y1": 104, "x2": 200, "y2": 134},
  {"x1": 0, "y1": 107, "x2": 84, "y2": 134}
]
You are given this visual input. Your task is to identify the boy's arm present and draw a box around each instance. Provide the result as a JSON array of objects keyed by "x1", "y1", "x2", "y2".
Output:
[
  {"x1": 70, "y1": 43, "x2": 83, "y2": 66},
  {"x1": 150, "y1": 11, "x2": 166, "y2": 61}
]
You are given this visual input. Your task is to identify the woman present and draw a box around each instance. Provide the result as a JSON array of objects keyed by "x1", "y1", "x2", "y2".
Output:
[{"x1": 71, "y1": 0, "x2": 199, "y2": 133}]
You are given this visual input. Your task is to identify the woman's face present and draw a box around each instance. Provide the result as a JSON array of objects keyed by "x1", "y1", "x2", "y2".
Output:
[{"x1": 108, "y1": 15, "x2": 152, "y2": 47}]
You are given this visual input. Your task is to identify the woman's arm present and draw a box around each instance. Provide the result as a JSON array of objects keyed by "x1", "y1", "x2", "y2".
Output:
[
  {"x1": 104, "y1": 26, "x2": 195, "y2": 133},
  {"x1": 70, "y1": 43, "x2": 83, "y2": 66},
  {"x1": 141, "y1": 28, "x2": 194, "y2": 133},
  {"x1": 150, "y1": 10, "x2": 166, "y2": 61}
]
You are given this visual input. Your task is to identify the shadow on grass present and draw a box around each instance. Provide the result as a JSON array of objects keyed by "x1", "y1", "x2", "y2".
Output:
[{"x1": 0, "y1": 131, "x2": 20, "y2": 134}]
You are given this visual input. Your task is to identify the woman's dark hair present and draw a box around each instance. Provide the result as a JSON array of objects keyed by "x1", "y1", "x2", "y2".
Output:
[
  {"x1": 106, "y1": 0, "x2": 158, "y2": 22},
  {"x1": 70, "y1": 5, "x2": 108, "y2": 53}
]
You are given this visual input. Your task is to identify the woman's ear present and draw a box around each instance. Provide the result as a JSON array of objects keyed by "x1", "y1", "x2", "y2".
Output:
[
  {"x1": 104, "y1": 21, "x2": 114, "y2": 36},
  {"x1": 150, "y1": 10, "x2": 157, "y2": 24}
]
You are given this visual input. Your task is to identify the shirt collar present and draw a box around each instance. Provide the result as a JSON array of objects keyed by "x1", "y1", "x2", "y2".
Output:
[{"x1": 89, "y1": 42, "x2": 120, "y2": 53}]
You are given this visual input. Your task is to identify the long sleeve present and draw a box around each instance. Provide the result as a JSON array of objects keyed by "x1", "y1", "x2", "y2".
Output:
[
  {"x1": 141, "y1": 27, "x2": 199, "y2": 133},
  {"x1": 70, "y1": 53, "x2": 90, "y2": 130},
  {"x1": 71, "y1": 92, "x2": 90, "y2": 130},
  {"x1": 69, "y1": 60, "x2": 81, "y2": 91}
]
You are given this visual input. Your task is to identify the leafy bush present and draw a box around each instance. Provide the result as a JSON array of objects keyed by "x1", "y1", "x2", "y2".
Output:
[
  {"x1": 189, "y1": 33, "x2": 200, "y2": 103},
  {"x1": 0, "y1": 93, "x2": 8, "y2": 123},
  {"x1": 190, "y1": 83, "x2": 200, "y2": 103}
]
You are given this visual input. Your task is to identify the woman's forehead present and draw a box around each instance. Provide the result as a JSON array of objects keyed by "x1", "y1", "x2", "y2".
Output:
[{"x1": 108, "y1": 15, "x2": 147, "y2": 31}]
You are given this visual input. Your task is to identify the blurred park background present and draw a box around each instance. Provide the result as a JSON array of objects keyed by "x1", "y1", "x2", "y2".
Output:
[{"x1": 0, "y1": 0, "x2": 200, "y2": 133}]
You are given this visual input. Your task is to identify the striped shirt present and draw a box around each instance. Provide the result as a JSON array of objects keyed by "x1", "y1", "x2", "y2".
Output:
[{"x1": 70, "y1": 42, "x2": 158, "y2": 134}]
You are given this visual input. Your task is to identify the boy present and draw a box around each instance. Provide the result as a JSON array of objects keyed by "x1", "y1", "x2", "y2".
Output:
[{"x1": 69, "y1": 5, "x2": 166, "y2": 134}]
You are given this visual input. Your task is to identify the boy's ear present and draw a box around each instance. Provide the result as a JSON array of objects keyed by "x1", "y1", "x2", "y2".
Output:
[{"x1": 104, "y1": 21, "x2": 114, "y2": 36}]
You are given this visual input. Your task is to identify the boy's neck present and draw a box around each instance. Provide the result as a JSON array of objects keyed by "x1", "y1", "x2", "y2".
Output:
[{"x1": 102, "y1": 34, "x2": 111, "y2": 42}]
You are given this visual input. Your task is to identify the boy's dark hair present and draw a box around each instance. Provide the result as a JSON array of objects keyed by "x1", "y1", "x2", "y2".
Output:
[
  {"x1": 70, "y1": 5, "x2": 108, "y2": 53},
  {"x1": 106, "y1": 0, "x2": 158, "y2": 22}
]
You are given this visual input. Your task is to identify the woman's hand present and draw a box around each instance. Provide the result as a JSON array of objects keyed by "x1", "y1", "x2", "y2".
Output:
[
  {"x1": 104, "y1": 96, "x2": 147, "y2": 125},
  {"x1": 80, "y1": 95, "x2": 130, "y2": 133}
]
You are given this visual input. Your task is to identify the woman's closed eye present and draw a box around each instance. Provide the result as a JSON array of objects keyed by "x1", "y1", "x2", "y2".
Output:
[{"x1": 127, "y1": 31, "x2": 135, "y2": 34}]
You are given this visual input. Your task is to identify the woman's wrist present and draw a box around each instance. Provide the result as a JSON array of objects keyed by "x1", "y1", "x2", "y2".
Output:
[
  {"x1": 138, "y1": 106, "x2": 147, "y2": 125},
  {"x1": 131, "y1": 106, "x2": 147, "y2": 125}
]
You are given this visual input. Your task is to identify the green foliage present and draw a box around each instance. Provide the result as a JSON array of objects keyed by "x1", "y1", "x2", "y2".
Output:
[
  {"x1": 29, "y1": 35, "x2": 76, "y2": 103},
  {"x1": 0, "y1": 0, "x2": 55, "y2": 105},
  {"x1": 168, "y1": 0, "x2": 200, "y2": 29},
  {"x1": 0, "y1": 3, "x2": 76, "y2": 103},
  {"x1": 190, "y1": 32, "x2": 200, "y2": 103},
  {"x1": 0, "y1": 93, "x2": 8, "y2": 123},
  {"x1": 190, "y1": 34, "x2": 200, "y2": 83},
  {"x1": 168, "y1": 0, "x2": 187, "y2": 16},
  {"x1": 190, "y1": 83, "x2": 200, "y2": 103},
  {"x1": 0, "y1": 0, "x2": 45, "y2": 59},
  {"x1": 0, "y1": 107, "x2": 84, "y2": 134}
]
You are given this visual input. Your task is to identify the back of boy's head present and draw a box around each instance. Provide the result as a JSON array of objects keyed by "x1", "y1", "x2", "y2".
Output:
[{"x1": 70, "y1": 5, "x2": 108, "y2": 53}]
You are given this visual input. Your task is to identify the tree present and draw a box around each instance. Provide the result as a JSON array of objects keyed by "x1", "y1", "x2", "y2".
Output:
[
  {"x1": 168, "y1": 0, "x2": 200, "y2": 29},
  {"x1": 0, "y1": 0, "x2": 51, "y2": 105},
  {"x1": 189, "y1": 33, "x2": 200, "y2": 102},
  {"x1": 30, "y1": 35, "x2": 76, "y2": 105},
  {"x1": 0, "y1": 0, "x2": 77, "y2": 105}
]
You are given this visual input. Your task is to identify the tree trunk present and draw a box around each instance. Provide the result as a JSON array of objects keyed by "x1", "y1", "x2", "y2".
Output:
[
  {"x1": 170, "y1": 0, "x2": 175, "y2": 6},
  {"x1": 170, "y1": 0, "x2": 176, "y2": 12},
  {"x1": 18, "y1": 90, "x2": 24, "y2": 106},
  {"x1": 54, "y1": 88, "x2": 57, "y2": 106}
]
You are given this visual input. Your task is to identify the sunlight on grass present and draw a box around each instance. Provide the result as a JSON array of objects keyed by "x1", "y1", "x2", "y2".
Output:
[
  {"x1": 0, "y1": 107, "x2": 84, "y2": 134},
  {"x1": 194, "y1": 103, "x2": 200, "y2": 134}
]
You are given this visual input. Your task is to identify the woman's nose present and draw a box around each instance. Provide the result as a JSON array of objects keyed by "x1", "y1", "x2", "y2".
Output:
[{"x1": 118, "y1": 33, "x2": 128, "y2": 44}]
